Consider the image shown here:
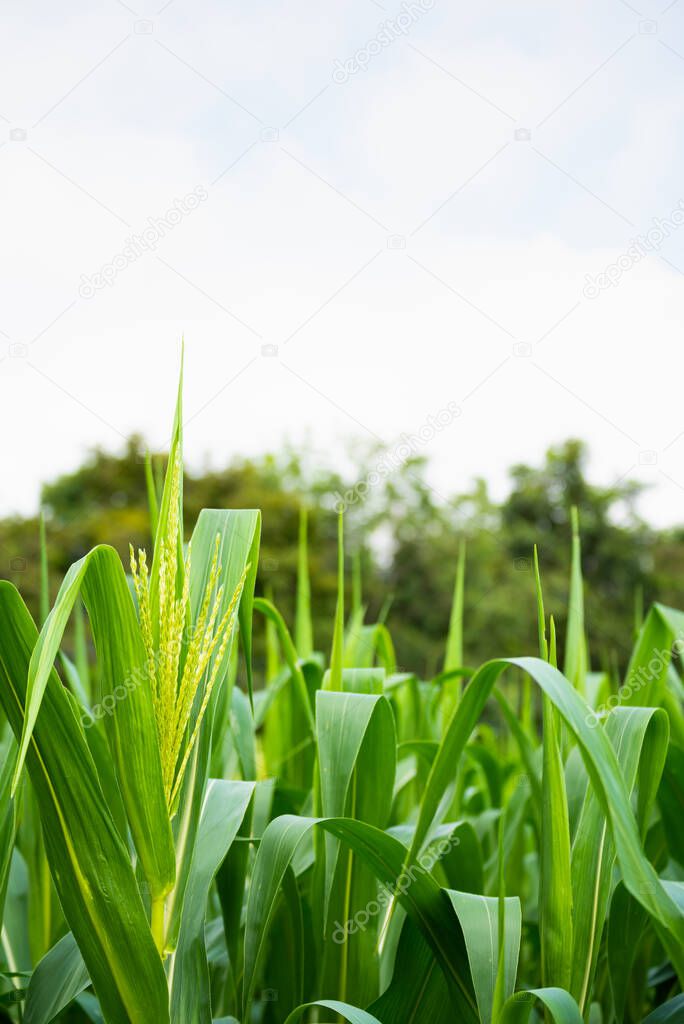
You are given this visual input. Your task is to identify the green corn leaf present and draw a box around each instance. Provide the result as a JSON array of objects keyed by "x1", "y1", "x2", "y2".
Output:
[
  {"x1": 328, "y1": 511, "x2": 345, "y2": 692},
  {"x1": 606, "y1": 882, "x2": 650, "y2": 1022},
  {"x1": 216, "y1": 791, "x2": 254, "y2": 1006},
  {"x1": 82, "y1": 717, "x2": 128, "y2": 843},
  {"x1": 283, "y1": 1000, "x2": 382, "y2": 1024},
  {"x1": 24, "y1": 932, "x2": 89, "y2": 1024},
  {"x1": 499, "y1": 987, "x2": 584, "y2": 1024},
  {"x1": 144, "y1": 449, "x2": 160, "y2": 539},
  {"x1": 209, "y1": 623, "x2": 240, "y2": 780},
  {"x1": 20, "y1": 784, "x2": 61, "y2": 965},
  {"x1": 344, "y1": 623, "x2": 397, "y2": 674},
  {"x1": 621, "y1": 603, "x2": 684, "y2": 709},
  {"x1": 72, "y1": 598, "x2": 91, "y2": 702},
  {"x1": 295, "y1": 506, "x2": 314, "y2": 657},
  {"x1": 169, "y1": 779, "x2": 254, "y2": 1024},
  {"x1": 661, "y1": 680, "x2": 684, "y2": 748},
  {"x1": 642, "y1": 994, "x2": 684, "y2": 1023},
  {"x1": 263, "y1": 583, "x2": 281, "y2": 682},
  {"x1": 12, "y1": 545, "x2": 175, "y2": 903},
  {"x1": 563, "y1": 508, "x2": 587, "y2": 695},
  {"x1": 447, "y1": 891, "x2": 521, "y2": 1024},
  {"x1": 316, "y1": 690, "x2": 396, "y2": 910},
  {"x1": 342, "y1": 667, "x2": 385, "y2": 695},
  {"x1": 492, "y1": 692, "x2": 542, "y2": 809},
  {"x1": 6, "y1": 363, "x2": 684, "y2": 1023},
  {"x1": 351, "y1": 548, "x2": 363, "y2": 619},
  {"x1": 1, "y1": 896, "x2": 30, "y2": 1009},
  {"x1": 492, "y1": 812, "x2": 507, "y2": 1024},
  {"x1": 59, "y1": 651, "x2": 89, "y2": 710},
  {"x1": 0, "y1": 728, "x2": 17, "y2": 931},
  {"x1": 537, "y1": 551, "x2": 572, "y2": 994},
  {"x1": 243, "y1": 816, "x2": 478, "y2": 1021},
  {"x1": 539, "y1": 689, "x2": 573, "y2": 990},
  {"x1": 253, "y1": 598, "x2": 314, "y2": 732},
  {"x1": 369, "y1": 916, "x2": 452, "y2": 1024},
  {"x1": 440, "y1": 540, "x2": 466, "y2": 727},
  {"x1": 344, "y1": 604, "x2": 368, "y2": 668},
  {"x1": 260, "y1": 655, "x2": 317, "y2": 789},
  {"x1": 316, "y1": 688, "x2": 396, "y2": 1008},
  {"x1": 444, "y1": 539, "x2": 466, "y2": 674},
  {"x1": 228, "y1": 686, "x2": 257, "y2": 781},
  {"x1": 75, "y1": 992, "x2": 106, "y2": 1022},
  {"x1": 549, "y1": 615, "x2": 557, "y2": 669},
  {"x1": 433, "y1": 821, "x2": 484, "y2": 896},
  {"x1": 569, "y1": 705, "x2": 669, "y2": 1009},
  {"x1": 400, "y1": 657, "x2": 684, "y2": 985},
  {"x1": 658, "y1": 742, "x2": 684, "y2": 868},
  {"x1": 189, "y1": 508, "x2": 261, "y2": 707},
  {"x1": 0, "y1": 582, "x2": 169, "y2": 1023},
  {"x1": 260, "y1": 863, "x2": 304, "y2": 1019},
  {"x1": 533, "y1": 546, "x2": 548, "y2": 662},
  {"x1": 387, "y1": 675, "x2": 424, "y2": 753}
]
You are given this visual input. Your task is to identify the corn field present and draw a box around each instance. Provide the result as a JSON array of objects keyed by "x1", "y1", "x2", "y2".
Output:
[{"x1": 1, "y1": 373, "x2": 683, "y2": 1024}]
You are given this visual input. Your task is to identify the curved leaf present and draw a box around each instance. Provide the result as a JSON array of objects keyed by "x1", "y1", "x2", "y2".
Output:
[
  {"x1": 243, "y1": 816, "x2": 478, "y2": 1021},
  {"x1": 570, "y1": 705, "x2": 669, "y2": 1007},
  {"x1": 13, "y1": 545, "x2": 174, "y2": 902},
  {"x1": 369, "y1": 915, "x2": 451, "y2": 1024},
  {"x1": 500, "y1": 987, "x2": 583, "y2": 1024},
  {"x1": 404, "y1": 658, "x2": 684, "y2": 983},
  {"x1": 253, "y1": 598, "x2": 314, "y2": 731},
  {"x1": 24, "y1": 933, "x2": 88, "y2": 1024},
  {"x1": 169, "y1": 780, "x2": 254, "y2": 1024},
  {"x1": 0, "y1": 582, "x2": 169, "y2": 1023},
  {"x1": 316, "y1": 689, "x2": 396, "y2": 1008},
  {"x1": 446, "y1": 891, "x2": 520, "y2": 1024},
  {"x1": 284, "y1": 1000, "x2": 382, "y2": 1024},
  {"x1": 642, "y1": 993, "x2": 684, "y2": 1023}
]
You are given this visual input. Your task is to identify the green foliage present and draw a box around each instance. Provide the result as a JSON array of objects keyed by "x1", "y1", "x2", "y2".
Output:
[
  {"x1": 0, "y1": 384, "x2": 682, "y2": 1024},
  {"x1": 3, "y1": 436, "x2": 675, "y2": 685}
]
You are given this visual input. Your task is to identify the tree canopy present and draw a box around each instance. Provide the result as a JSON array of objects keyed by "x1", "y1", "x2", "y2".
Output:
[{"x1": 2, "y1": 436, "x2": 681, "y2": 681}]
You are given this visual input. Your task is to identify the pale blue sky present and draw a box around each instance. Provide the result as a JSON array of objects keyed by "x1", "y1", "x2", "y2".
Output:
[{"x1": 2, "y1": 0, "x2": 684, "y2": 523}]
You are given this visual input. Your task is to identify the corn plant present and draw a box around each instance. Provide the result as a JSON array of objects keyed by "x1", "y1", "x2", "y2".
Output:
[{"x1": 0, "y1": 369, "x2": 683, "y2": 1024}]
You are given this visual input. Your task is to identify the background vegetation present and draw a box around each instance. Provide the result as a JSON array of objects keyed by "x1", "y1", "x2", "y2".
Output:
[{"x1": 2, "y1": 437, "x2": 683, "y2": 680}]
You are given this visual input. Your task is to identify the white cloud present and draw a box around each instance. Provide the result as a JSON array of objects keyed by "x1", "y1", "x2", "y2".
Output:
[{"x1": 1, "y1": 0, "x2": 684, "y2": 526}]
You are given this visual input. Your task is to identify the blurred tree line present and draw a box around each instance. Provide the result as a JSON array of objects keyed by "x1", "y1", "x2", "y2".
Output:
[{"x1": 1, "y1": 436, "x2": 683, "y2": 679}]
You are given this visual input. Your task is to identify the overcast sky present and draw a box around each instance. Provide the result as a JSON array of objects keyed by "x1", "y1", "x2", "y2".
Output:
[{"x1": 2, "y1": 0, "x2": 684, "y2": 524}]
